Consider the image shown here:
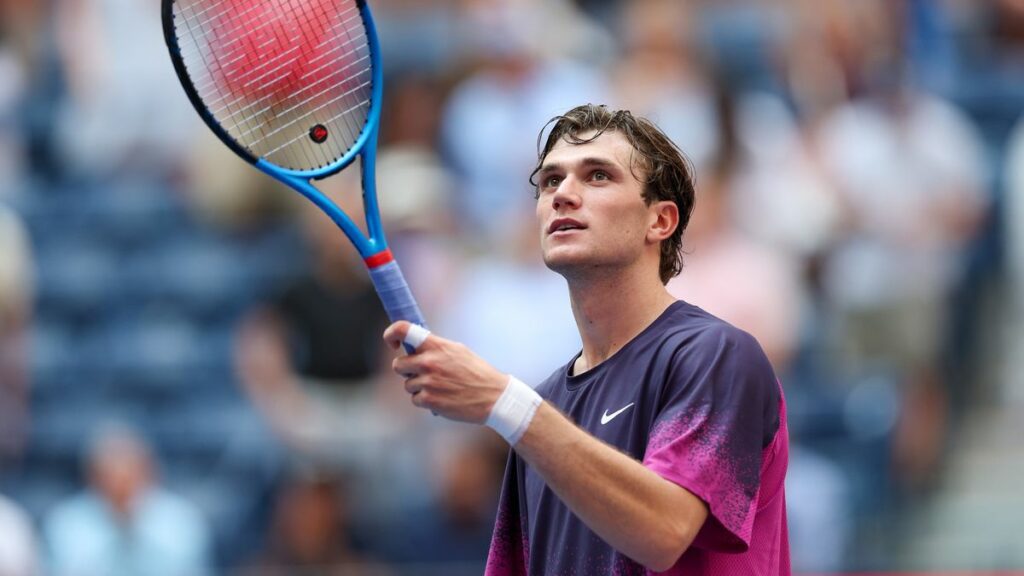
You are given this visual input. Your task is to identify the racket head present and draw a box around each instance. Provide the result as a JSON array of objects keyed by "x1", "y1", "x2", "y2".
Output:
[{"x1": 162, "y1": 0, "x2": 382, "y2": 180}]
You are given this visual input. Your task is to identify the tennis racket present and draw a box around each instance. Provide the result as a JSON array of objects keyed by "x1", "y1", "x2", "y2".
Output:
[{"x1": 162, "y1": 0, "x2": 426, "y2": 343}]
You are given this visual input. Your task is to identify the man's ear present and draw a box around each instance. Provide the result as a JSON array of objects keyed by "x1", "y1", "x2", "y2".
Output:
[{"x1": 647, "y1": 200, "x2": 679, "y2": 244}]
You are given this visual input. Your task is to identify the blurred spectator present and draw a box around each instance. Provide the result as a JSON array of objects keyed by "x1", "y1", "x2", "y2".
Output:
[
  {"x1": 0, "y1": 0, "x2": 61, "y2": 180},
  {"x1": 236, "y1": 201, "x2": 399, "y2": 457},
  {"x1": 52, "y1": 0, "x2": 194, "y2": 179},
  {"x1": 382, "y1": 430, "x2": 506, "y2": 571},
  {"x1": 385, "y1": 430, "x2": 505, "y2": 569},
  {"x1": 778, "y1": 0, "x2": 991, "y2": 491},
  {"x1": 43, "y1": 424, "x2": 213, "y2": 576},
  {"x1": 234, "y1": 183, "x2": 435, "y2": 524},
  {"x1": 234, "y1": 187, "x2": 393, "y2": 452},
  {"x1": 373, "y1": 0, "x2": 461, "y2": 75},
  {"x1": 0, "y1": 493, "x2": 39, "y2": 576},
  {"x1": 0, "y1": 0, "x2": 50, "y2": 189},
  {"x1": 424, "y1": 432, "x2": 506, "y2": 561},
  {"x1": 991, "y1": 0, "x2": 1024, "y2": 58},
  {"x1": 0, "y1": 205, "x2": 32, "y2": 464},
  {"x1": 1005, "y1": 115, "x2": 1024, "y2": 406},
  {"x1": 380, "y1": 74, "x2": 449, "y2": 152},
  {"x1": 0, "y1": 42, "x2": 27, "y2": 192},
  {"x1": 784, "y1": 447, "x2": 851, "y2": 572},
  {"x1": 666, "y1": 78, "x2": 828, "y2": 369},
  {"x1": 611, "y1": 0, "x2": 720, "y2": 172},
  {"x1": 781, "y1": 0, "x2": 903, "y2": 109},
  {"x1": 455, "y1": 0, "x2": 614, "y2": 67},
  {"x1": 814, "y1": 76, "x2": 989, "y2": 488},
  {"x1": 242, "y1": 470, "x2": 388, "y2": 576},
  {"x1": 375, "y1": 74, "x2": 464, "y2": 319},
  {"x1": 1005, "y1": 115, "x2": 1024, "y2": 292},
  {"x1": 183, "y1": 129, "x2": 296, "y2": 232},
  {"x1": 374, "y1": 144, "x2": 462, "y2": 317},
  {"x1": 0, "y1": 0, "x2": 45, "y2": 68},
  {"x1": 729, "y1": 89, "x2": 842, "y2": 259},
  {"x1": 667, "y1": 160, "x2": 803, "y2": 371},
  {"x1": 616, "y1": 1, "x2": 842, "y2": 259},
  {"x1": 440, "y1": 0, "x2": 611, "y2": 243}
]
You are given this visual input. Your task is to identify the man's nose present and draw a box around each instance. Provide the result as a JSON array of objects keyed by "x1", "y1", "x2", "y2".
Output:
[{"x1": 552, "y1": 175, "x2": 582, "y2": 211}]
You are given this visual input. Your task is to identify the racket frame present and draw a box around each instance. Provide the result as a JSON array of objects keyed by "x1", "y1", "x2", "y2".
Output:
[
  {"x1": 164, "y1": 0, "x2": 426, "y2": 335},
  {"x1": 162, "y1": 0, "x2": 389, "y2": 261}
]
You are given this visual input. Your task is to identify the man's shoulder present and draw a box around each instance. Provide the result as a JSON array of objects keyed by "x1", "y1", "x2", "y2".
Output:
[
  {"x1": 659, "y1": 301, "x2": 764, "y2": 358},
  {"x1": 656, "y1": 302, "x2": 778, "y2": 402}
]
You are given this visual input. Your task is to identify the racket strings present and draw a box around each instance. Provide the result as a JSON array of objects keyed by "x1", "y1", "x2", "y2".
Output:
[
  {"x1": 331, "y1": 0, "x2": 372, "y2": 149},
  {"x1": 292, "y1": 0, "x2": 372, "y2": 168},
  {"x1": 178, "y1": 1, "x2": 285, "y2": 141},
  {"x1": 274, "y1": 0, "x2": 330, "y2": 171},
  {"x1": 189, "y1": 27, "x2": 365, "y2": 136},
  {"x1": 211, "y1": 51, "x2": 369, "y2": 140},
  {"x1": 210, "y1": 5, "x2": 358, "y2": 93},
  {"x1": 263, "y1": 94, "x2": 369, "y2": 157},
  {"x1": 177, "y1": 0, "x2": 297, "y2": 153},
  {"x1": 197, "y1": 0, "x2": 366, "y2": 153},
  {"x1": 172, "y1": 0, "x2": 373, "y2": 171},
  {"x1": 181, "y1": 2, "x2": 288, "y2": 67},
  {"x1": 226, "y1": 32, "x2": 368, "y2": 137},
  {"x1": 286, "y1": 0, "x2": 371, "y2": 161}
]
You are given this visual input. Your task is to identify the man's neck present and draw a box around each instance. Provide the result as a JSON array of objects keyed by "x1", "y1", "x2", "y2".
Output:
[{"x1": 567, "y1": 264, "x2": 676, "y2": 375}]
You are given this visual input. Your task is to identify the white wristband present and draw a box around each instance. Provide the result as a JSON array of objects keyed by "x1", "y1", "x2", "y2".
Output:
[{"x1": 486, "y1": 376, "x2": 542, "y2": 446}]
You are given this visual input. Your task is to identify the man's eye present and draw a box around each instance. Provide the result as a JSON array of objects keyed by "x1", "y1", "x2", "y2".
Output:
[
  {"x1": 592, "y1": 171, "x2": 609, "y2": 181},
  {"x1": 544, "y1": 176, "x2": 562, "y2": 188}
]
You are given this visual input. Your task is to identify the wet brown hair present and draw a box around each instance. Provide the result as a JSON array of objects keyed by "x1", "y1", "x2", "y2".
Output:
[{"x1": 530, "y1": 104, "x2": 696, "y2": 284}]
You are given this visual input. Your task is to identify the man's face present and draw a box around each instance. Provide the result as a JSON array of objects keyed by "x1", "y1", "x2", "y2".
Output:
[
  {"x1": 535, "y1": 131, "x2": 655, "y2": 280},
  {"x1": 90, "y1": 443, "x2": 152, "y2": 518}
]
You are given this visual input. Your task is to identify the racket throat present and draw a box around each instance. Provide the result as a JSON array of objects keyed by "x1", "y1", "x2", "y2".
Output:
[{"x1": 363, "y1": 248, "x2": 394, "y2": 268}]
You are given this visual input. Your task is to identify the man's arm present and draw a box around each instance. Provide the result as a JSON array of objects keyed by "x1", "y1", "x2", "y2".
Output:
[
  {"x1": 516, "y1": 402, "x2": 708, "y2": 570},
  {"x1": 384, "y1": 322, "x2": 708, "y2": 571}
]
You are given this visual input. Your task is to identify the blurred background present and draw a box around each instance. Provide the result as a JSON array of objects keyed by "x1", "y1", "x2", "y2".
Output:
[{"x1": 1, "y1": 0, "x2": 1024, "y2": 574}]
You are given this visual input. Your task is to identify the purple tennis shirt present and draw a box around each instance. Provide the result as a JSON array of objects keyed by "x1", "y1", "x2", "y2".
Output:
[{"x1": 485, "y1": 300, "x2": 790, "y2": 575}]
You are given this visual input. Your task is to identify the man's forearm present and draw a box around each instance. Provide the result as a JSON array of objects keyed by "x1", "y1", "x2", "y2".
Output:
[{"x1": 513, "y1": 402, "x2": 707, "y2": 571}]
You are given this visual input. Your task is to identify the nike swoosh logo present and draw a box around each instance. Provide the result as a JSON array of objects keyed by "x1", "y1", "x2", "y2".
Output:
[{"x1": 600, "y1": 403, "x2": 635, "y2": 425}]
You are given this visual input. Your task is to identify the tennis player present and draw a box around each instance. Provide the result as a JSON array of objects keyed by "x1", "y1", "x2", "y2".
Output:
[{"x1": 384, "y1": 104, "x2": 789, "y2": 575}]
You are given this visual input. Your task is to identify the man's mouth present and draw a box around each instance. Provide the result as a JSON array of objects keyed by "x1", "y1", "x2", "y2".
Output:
[{"x1": 548, "y1": 218, "x2": 587, "y2": 235}]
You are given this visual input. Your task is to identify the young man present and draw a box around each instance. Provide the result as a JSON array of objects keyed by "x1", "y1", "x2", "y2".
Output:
[{"x1": 383, "y1": 105, "x2": 790, "y2": 575}]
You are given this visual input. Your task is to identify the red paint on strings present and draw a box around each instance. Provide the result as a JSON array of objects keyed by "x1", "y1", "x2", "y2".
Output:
[{"x1": 208, "y1": 0, "x2": 361, "y2": 105}]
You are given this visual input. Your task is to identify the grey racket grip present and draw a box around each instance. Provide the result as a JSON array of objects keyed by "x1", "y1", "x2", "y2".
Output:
[{"x1": 368, "y1": 261, "x2": 427, "y2": 353}]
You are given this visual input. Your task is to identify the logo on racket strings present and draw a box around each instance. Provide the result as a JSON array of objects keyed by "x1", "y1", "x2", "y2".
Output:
[{"x1": 309, "y1": 124, "x2": 329, "y2": 143}]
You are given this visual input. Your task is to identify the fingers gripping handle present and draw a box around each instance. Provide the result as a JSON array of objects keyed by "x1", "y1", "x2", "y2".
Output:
[{"x1": 368, "y1": 261, "x2": 427, "y2": 353}]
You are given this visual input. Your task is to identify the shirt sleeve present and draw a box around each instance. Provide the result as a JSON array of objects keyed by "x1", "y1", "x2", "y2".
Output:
[{"x1": 641, "y1": 324, "x2": 779, "y2": 552}]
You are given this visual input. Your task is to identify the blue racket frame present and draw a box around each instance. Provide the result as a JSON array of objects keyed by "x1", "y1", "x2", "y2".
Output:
[{"x1": 163, "y1": 0, "x2": 426, "y2": 332}]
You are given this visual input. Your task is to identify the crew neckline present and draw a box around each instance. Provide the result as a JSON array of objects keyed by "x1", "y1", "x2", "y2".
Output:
[{"x1": 563, "y1": 300, "x2": 686, "y2": 390}]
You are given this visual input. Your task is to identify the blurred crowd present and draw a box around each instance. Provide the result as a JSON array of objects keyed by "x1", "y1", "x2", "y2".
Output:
[{"x1": 2, "y1": 0, "x2": 1024, "y2": 573}]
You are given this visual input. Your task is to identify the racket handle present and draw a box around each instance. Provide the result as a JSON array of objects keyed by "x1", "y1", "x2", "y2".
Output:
[{"x1": 368, "y1": 260, "x2": 427, "y2": 352}]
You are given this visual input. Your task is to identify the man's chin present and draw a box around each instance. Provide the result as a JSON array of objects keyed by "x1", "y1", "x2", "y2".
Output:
[{"x1": 542, "y1": 253, "x2": 591, "y2": 278}]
